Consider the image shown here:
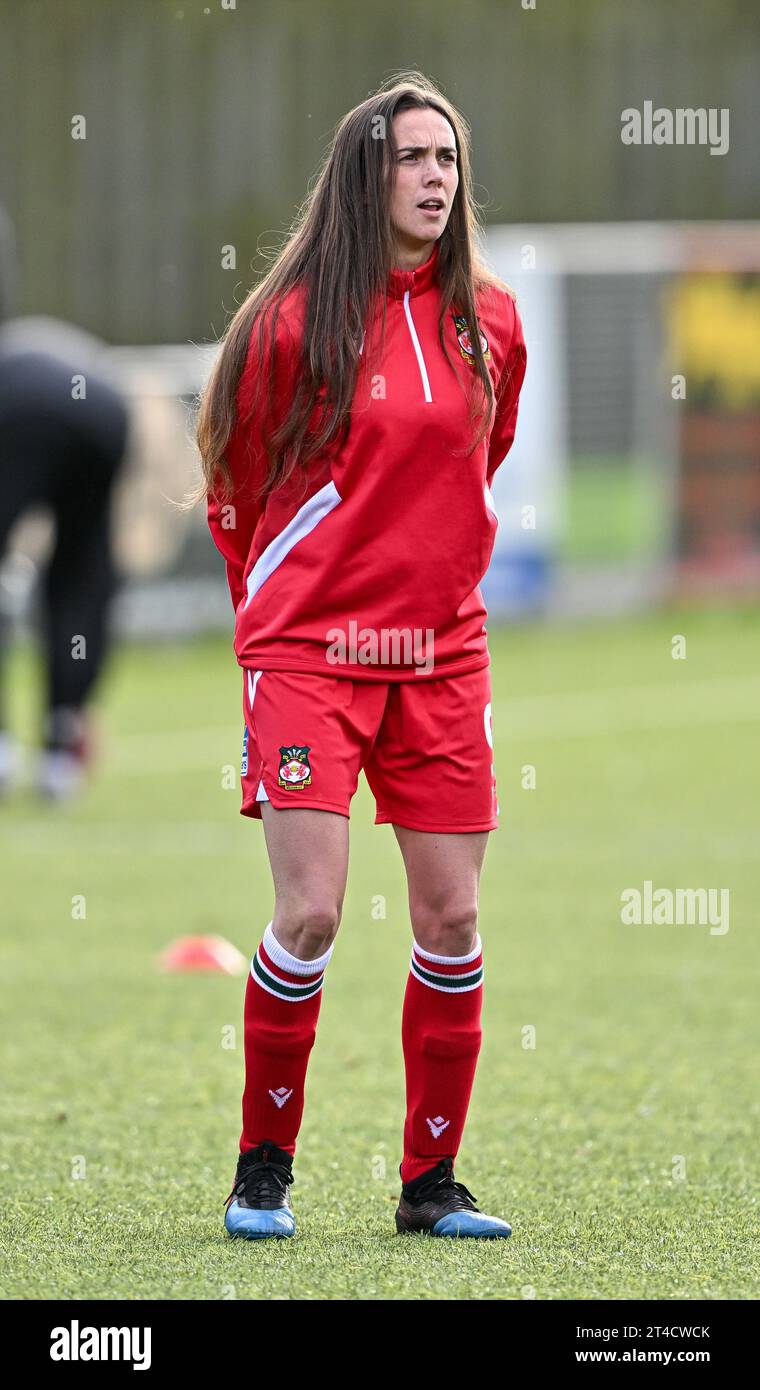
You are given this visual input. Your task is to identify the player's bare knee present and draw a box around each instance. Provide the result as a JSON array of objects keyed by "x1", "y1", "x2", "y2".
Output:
[
  {"x1": 272, "y1": 901, "x2": 341, "y2": 959},
  {"x1": 410, "y1": 903, "x2": 479, "y2": 957}
]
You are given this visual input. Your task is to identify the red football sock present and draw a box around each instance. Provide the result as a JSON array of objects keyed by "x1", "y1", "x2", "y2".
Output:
[
  {"x1": 239, "y1": 921, "x2": 333, "y2": 1156},
  {"x1": 400, "y1": 934, "x2": 484, "y2": 1185}
]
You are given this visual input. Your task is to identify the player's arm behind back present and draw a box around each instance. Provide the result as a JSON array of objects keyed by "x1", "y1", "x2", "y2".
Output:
[
  {"x1": 486, "y1": 293, "x2": 527, "y2": 486},
  {"x1": 206, "y1": 305, "x2": 298, "y2": 613}
]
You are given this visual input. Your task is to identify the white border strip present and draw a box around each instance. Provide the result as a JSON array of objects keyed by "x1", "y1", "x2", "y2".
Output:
[
  {"x1": 413, "y1": 933, "x2": 482, "y2": 966},
  {"x1": 244, "y1": 480, "x2": 342, "y2": 608},
  {"x1": 246, "y1": 668, "x2": 263, "y2": 710},
  {"x1": 402, "y1": 290, "x2": 433, "y2": 402}
]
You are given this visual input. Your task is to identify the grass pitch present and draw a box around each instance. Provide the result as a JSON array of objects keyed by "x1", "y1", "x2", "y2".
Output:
[{"x1": 1, "y1": 602, "x2": 758, "y2": 1300}]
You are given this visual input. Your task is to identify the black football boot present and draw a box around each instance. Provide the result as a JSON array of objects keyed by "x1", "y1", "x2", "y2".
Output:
[
  {"x1": 223, "y1": 1139, "x2": 295, "y2": 1239},
  {"x1": 395, "y1": 1156, "x2": 511, "y2": 1238}
]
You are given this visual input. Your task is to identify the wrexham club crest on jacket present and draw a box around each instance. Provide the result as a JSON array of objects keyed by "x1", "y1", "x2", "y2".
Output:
[
  {"x1": 278, "y1": 745, "x2": 312, "y2": 789},
  {"x1": 452, "y1": 313, "x2": 491, "y2": 364}
]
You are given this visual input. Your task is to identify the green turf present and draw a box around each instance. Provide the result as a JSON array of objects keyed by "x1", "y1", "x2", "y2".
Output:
[{"x1": 1, "y1": 603, "x2": 759, "y2": 1300}]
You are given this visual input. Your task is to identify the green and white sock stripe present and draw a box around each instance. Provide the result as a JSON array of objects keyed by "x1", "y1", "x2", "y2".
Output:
[
  {"x1": 410, "y1": 933, "x2": 484, "y2": 993},
  {"x1": 251, "y1": 921, "x2": 334, "y2": 1003}
]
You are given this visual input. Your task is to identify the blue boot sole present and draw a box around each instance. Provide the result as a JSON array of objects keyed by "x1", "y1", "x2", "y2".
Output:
[
  {"x1": 225, "y1": 1200, "x2": 295, "y2": 1239},
  {"x1": 432, "y1": 1211, "x2": 512, "y2": 1238}
]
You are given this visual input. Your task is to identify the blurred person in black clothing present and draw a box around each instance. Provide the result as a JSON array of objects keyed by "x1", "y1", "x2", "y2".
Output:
[{"x1": 0, "y1": 208, "x2": 130, "y2": 799}]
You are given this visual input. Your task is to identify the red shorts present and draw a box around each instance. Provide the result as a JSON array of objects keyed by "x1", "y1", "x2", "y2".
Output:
[{"x1": 239, "y1": 665, "x2": 499, "y2": 834}]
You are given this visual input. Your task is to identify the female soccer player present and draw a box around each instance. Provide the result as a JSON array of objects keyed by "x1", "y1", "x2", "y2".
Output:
[{"x1": 197, "y1": 72, "x2": 527, "y2": 1240}]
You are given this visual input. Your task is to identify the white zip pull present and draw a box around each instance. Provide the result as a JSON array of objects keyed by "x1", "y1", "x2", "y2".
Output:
[{"x1": 402, "y1": 290, "x2": 433, "y2": 402}]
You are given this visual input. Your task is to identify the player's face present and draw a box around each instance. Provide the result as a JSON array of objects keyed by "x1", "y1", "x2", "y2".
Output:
[{"x1": 388, "y1": 107, "x2": 459, "y2": 264}]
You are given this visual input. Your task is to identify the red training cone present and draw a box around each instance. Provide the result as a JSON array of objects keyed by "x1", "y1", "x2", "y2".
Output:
[{"x1": 157, "y1": 935, "x2": 247, "y2": 975}]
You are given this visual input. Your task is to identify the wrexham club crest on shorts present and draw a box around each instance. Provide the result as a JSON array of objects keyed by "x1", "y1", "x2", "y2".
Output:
[
  {"x1": 278, "y1": 745, "x2": 312, "y2": 789},
  {"x1": 452, "y1": 313, "x2": 491, "y2": 363}
]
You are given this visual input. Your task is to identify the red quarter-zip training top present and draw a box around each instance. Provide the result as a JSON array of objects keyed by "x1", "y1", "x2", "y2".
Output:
[{"x1": 207, "y1": 240, "x2": 527, "y2": 681}]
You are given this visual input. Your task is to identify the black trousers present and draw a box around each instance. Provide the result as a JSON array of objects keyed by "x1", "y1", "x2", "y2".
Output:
[{"x1": 0, "y1": 348, "x2": 129, "y2": 723}]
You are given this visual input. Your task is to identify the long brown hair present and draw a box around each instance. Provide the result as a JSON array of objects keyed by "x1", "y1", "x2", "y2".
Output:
[{"x1": 192, "y1": 70, "x2": 515, "y2": 507}]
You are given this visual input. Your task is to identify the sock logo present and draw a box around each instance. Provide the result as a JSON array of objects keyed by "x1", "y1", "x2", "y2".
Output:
[
  {"x1": 269, "y1": 1086, "x2": 293, "y2": 1109},
  {"x1": 426, "y1": 1115, "x2": 450, "y2": 1139}
]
